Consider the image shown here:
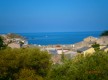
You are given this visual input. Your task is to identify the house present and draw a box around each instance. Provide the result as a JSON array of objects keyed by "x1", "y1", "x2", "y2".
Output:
[
  {"x1": 96, "y1": 36, "x2": 108, "y2": 45},
  {"x1": 8, "y1": 43, "x2": 21, "y2": 48},
  {"x1": 77, "y1": 47, "x2": 95, "y2": 56},
  {"x1": 73, "y1": 36, "x2": 97, "y2": 51},
  {"x1": 65, "y1": 51, "x2": 77, "y2": 59},
  {"x1": 100, "y1": 45, "x2": 106, "y2": 49},
  {"x1": 74, "y1": 41, "x2": 91, "y2": 50},
  {"x1": 57, "y1": 49, "x2": 69, "y2": 54},
  {"x1": 101, "y1": 46, "x2": 108, "y2": 52},
  {"x1": 55, "y1": 45, "x2": 62, "y2": 49},
  {"x1": 46, "y1": 48, "x2": 58, "y2": 55},
  {"x1": 84, "y1": 36, "x2": 97, "y2": 43}
]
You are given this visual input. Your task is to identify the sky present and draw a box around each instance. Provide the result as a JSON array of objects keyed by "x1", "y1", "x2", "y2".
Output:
[{"x1": 0, "y1": 0, "x2": 108, "y2": 33}]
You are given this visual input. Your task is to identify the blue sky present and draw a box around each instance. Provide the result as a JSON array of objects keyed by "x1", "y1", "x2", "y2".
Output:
[{"x1": 0, "y1": 0, "x2": 108, "y2": 33}]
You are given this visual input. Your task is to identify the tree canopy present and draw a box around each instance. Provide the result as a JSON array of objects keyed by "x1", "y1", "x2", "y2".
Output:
[
  {"x1": 0, "y1": 48, "x2": 51, "y2": 80},
  {"x1": 0, "y1": 45, "x2": 108, "y2": 80},
  {"x1": 48, "y1": 51, "x2": 108, "y2": 80},
  {"x1": 0, "y1": 36, "x2": 6, "y2": 50},
  {"x1": 92, "y1": 42, "x2": 100, "y2": 51},
  {"x1": 100, "y1": 30, "x2": 108, "y2": 36},
  {"x1": 0, "y1": 37, "x2": 4, "y2": 48}
]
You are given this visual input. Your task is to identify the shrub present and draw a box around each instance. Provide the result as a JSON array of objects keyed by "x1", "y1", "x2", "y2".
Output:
[
  {"x1": 100, "y1": 30, "x2": 108, "y2": 36},
  {"x1": 0, "y1": 48, "x2": 51, "y2": 80},
  {"x1": 48, "y1": 51, "x2": 108, "y2": 80}
]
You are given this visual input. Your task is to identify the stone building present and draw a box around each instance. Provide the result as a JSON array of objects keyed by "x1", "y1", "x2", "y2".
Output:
[
  {"x1": 84, "y1": 36, "x2": 97, "y2": 43},
  {"x1": 96, "y1": 36, "x2": 108, "y2": 45}
]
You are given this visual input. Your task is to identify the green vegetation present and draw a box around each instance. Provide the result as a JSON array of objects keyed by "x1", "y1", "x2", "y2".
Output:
[
  {"x1": 0, "y1": 48, "x2": 51, "y2": 80},
  {"x1": 100, "y1": 30, "x2": 108, "y2": 36},
  {"x1": 92, "y1": 42, "x2": 100, "y2": 51},
  {"x1": 0, "y1": 37, "x2": 7, "y2": 50},
  {"x1": 61, "y1": 53, "x2": 65, "y2": 62},
  {"x1": 48, "y1": 51, "x2": 108, "y2": 80},
  {"x1": 0, "y1": 46, "x2": 108, "y2": 80},
  {"x1": 0, "y1": 37, "x2": 4, "y2": 49}
]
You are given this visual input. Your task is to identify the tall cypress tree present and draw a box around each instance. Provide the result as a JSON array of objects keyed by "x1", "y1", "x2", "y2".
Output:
[
  {"x1": 0, "y1": 37, "x2": 4, "y2": 50},
  {"x1": 0, "y1": 37, "x2": 6, "y2": 50}
]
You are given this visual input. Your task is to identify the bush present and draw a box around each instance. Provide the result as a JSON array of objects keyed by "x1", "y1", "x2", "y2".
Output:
[
  {"x1": 100, "y1": 31, "x2": 108, "y2": 36},
  {"x1": 0, "y1": 48, "x2": 51, "y2": 80},
  {"x1": 92, "y1": 42, "x2": 100, "y2": 51},
  {"x1": 0, "y1": 37, "x2": 7, "y2": 50},
  {"x1": 48, "y1": 51, "x2": 108, "y2": 80},
  {"x1": 100, "y1": 30, "x2": 108, "y2": 36},
  {"x1": 18, "y1": 68, "x2": 43, "y2": 80}
]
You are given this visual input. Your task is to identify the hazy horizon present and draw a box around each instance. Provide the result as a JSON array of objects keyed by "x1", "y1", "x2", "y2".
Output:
[{"x1": 0, "y1": 31, "x2": 104, "y2": 34}]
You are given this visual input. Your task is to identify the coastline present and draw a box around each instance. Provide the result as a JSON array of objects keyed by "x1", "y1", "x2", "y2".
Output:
[{"x1": 19, "y1": 31, "x2": 102, "y2": 45}]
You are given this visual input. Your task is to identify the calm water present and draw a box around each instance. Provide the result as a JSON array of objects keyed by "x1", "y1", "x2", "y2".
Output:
[{"x1": 19, "y1": 31, "x2": 102, "y2": 45}]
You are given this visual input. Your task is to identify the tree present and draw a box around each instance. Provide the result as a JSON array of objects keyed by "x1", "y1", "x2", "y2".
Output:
[
  {"x1": 48, "y1": 51, "x2": 108, "y2": 80},
  {"x1": 61, "y1": 53, "x2": 65, "y2": 62},
  {"x1": 0, "y1": 36, "x2": 6, "y2": 50},
  {"x1": 18, "y1": 68, "x2": 43, "y2": 80},
  {"x1": 92, "y1": 42, "x2": 100, "y2": 51},
  {"x1": 0, "y1": 48, "x2": 51, "y2": 80},
  {"x1": 100, "y1": 30, "x2": 108, "y2": 36},
  {"x1": 0, "y1": 37, "x2": 4, "y2": 48}
]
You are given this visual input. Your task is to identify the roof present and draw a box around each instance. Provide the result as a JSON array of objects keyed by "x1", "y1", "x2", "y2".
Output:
[
  {"x1": 48, "y1": 49, "x2": 58, "y2": 55},
  {"x1": 101, "y1": 46, "x2": 108, "y2": 50},
  {"x1": 77, "y1": 47, "x2": 91, "y2": 52},
  {"x1": 74, "y1": 41, "x2": 89, "y2": 47}
]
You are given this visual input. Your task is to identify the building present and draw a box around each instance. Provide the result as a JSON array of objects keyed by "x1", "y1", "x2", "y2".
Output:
[
  {"x1": 73, "y1": 36, "x2": 98, "y2": 51},
  {"x1": 65, "y1": 51, "x2": 77, "y2": 59},
  {"x1": 101, "y1": 46, "x2": 108, "y2": 52},
  {"x1": 57, "y1": 49, "x2": 69, "y2": 54},
  {"x1": 84, "y1": 36, "x2": 97, "y2": 43},
  {"x1": 100, "y1": 45, "x2": 106, "y2": 49},
  {"x1": 46, "y1": 48, "x2": 58, "y2": 55},
  {"x1": 77, "y1": 47, "x2": 95, "y2": 56},
  {"x1": 96, "y1": 36, "x2": 108, "y2": 45},
  {"x1": 74, "y1": 41, "x2": 91, "y2": 50}
]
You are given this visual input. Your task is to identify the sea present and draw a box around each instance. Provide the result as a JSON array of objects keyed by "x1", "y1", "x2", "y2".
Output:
[{"x1": 18, "y1": 31, "x2": 102, "y2": 45}]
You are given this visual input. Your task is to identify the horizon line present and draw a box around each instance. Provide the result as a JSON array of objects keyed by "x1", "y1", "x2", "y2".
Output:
[{"x1": 0, "y1": 30, "x2": 105, "y2": 34}]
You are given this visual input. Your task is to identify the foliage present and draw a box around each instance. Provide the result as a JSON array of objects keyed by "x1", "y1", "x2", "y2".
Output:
[
  {"x1": 0, "y1": 48, "x2": 51, "y2": 80},
  {"x1": 0, "y1": 37, "x2": 4, "y2": 48},
  {"x1": 1, "y1": 46, "x2": 108, "y2": 80},
  {"x1": 0, "y1": 36, "x2": 7, "y2": 50},
  {"x1": 100, "y1": 30, "x2": 108, "y2": 36},
  {"x1": 18, "y1": 68, "x2": 43, "y2": 80},
  {"x1": 61, "y1": 53, "x2": 65, "y2": 62},
  {"x1": 48, "y1": 51, "x2": 108, "y2": 80},
  {"x1": 92, "y1": 42, "x2": 100, "y2": 51}
]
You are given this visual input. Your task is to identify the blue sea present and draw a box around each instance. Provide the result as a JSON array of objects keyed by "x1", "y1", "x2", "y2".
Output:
[{"x1": 19, "y1": 31, "x2": 102, "y2": 45}]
